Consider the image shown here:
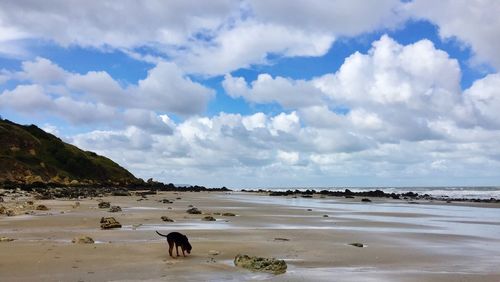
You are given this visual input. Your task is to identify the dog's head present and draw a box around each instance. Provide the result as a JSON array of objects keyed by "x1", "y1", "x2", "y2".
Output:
[{"x1": 184, "y1": 235, "x2": 192, "y2": 254}]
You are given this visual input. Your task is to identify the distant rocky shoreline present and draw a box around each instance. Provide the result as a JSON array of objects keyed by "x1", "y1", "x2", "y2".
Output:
[{"x1": 242, "y1": 188, "x2": 500, "y2": 204}]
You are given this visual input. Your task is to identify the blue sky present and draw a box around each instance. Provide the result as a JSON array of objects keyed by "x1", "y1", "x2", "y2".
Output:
[{"x1": 1, "y1": 1, "x2": 500, "y2": 188}]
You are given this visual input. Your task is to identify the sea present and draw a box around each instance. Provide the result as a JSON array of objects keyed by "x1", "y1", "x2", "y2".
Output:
[{"x1": 241, "y1": 186, "x2": 500, "y2": 200}]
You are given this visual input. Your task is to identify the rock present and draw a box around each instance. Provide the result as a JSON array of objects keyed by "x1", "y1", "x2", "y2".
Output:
[
  {"x1": 188, "y1": 204, "x2": 193, "y2": 207},
  {"x1": 0, "y1": 197, "x2": 3, "y2": 202},
  {"x1": 98, "y1": 202, "x2": 111, "y2": 209},
  {"x1": 109, "y1": 206, "x2": 122, "y2": 213},
  {"x1": 222, "y1": 212, "x2": 236, "y2": 216},
  {"x1": 234, "y1": 254, "x2": 287, "y2": 274},
  {"x1": 306, "y1": 209, "x2": 312, "y2": 211},
  {"x1": 202, "y1": 216, "x2": 216, "y2": 221},
  {"x1": 208, "y1": 250, "x2": 220, "y2": 256},
  {"x1": 6, "y1": 209, "x2": 15, "y2": 216},
  {"x1": 36, "y1": 204, "x2": 49, "y2": 211},
  {"x1": 0, "y1": 206, "x2": 5, "y2": 214},
  {"x1": 345, "y1": 195, "x2": 355, "y2": 199},
  {"x1": 72, "y1": 202, "x2": 80, "y2": 208},
  {"x1": 100, "y1": 217, "x2": 122, "y2": 229},
  {"x1": 186, "y1": 207, "x2": 202, "y2": 214},
  {"x1": 349, "y1": 243, "x2": 364, "y2": 248},
  {"x1": 0, "y1": 237, "x2": 15, "y2": 242},
  {"x1": 72, "y1": 236, "x2": 94, "y2": 244},
  {"x1": 213, "y1": 212, "x2": 221, "y2": 215},
  {"x1": 323, "y1": 214, "x2": 329, "y2": 217},
  {"x1": 160, "y1": 199, "x2": 172, "y2": 204},
  {"x1": 361, "y1": 198, "x2": 372, "y2": 202},
  {"x1": 161, "y1": 216, "x2": 174, "y2": 222},
  {"x1": 274, "y1": 238, "x2": 290, "y2": 241},
  {"x1": 26, "y1": 200, "x2": 34, "y2": 205}
]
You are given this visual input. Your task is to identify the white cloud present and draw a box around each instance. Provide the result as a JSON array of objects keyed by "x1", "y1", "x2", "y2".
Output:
[
  {"x1": 223, "y1": 73, "x2": 324, "y2": 108},
  {"x1": 407, "y1": 0, "x2": 500, "y2": 69}
]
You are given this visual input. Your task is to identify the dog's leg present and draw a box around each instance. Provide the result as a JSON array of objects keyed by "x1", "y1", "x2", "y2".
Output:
[
  {"x1": 182, "y1": 247, "x2": 186, "y2": 257},
  {"x1": 176, "y1": 244, "x2": 180, "y2": 257},
  {"x1": 167, "y1": 240, "x2": 174, "y2": 258}
]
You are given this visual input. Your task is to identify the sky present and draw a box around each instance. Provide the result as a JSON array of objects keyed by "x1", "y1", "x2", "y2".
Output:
[{"x1": 1, "y1": 0, "x2": 500, "y2": 188}]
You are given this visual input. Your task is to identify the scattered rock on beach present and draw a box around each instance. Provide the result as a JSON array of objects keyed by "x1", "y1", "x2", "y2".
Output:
[
  {"x1": 72, "y1": 236, "x2": 94, "y2": 244},
  {"x1": 36, "y1": 204, "x2": 49, "y2": 211},
  {"x1": 349, "y1": 243, "x2": 365, "y2": 248},
  {"x1": 274, "y1": 238, "x2": 290, "y2": 241},
  {"x1": 5, "y1": 209, "x2": 15, "y2": 216},
  {"x1": 0, "y1": 237, "x2": 15, "y2": 242},
  {"x1": 202, "y1": 216, "x2": 216, "y2": 221},
  {"x1": 361, "y1": 198, "x2": 372, "y2": 202},
  {"x1": 186, "y1": 207, "x2": 202, "y2": 214},
  {"x1": 323, "y1": 214, "x2": 329, "y2": 217},
  {"x1": 98, "y1": 202, "x2": 111, "y2": 209},
  {"x1": 234, "y1": 254, "x2": 287, "y2": 274},
  {"x1": 160, "y1": 199, "x2": 172, "y2": 204},
  {"x1": 72, "y1": 202, "x2": 80, "y2": 208},
  {"x1": 161, "y1": 216, "x2": 174, "y2": 222},
  {"x1": 209, "y1": 250, "x2": 220, "y2": 256},
  {"x1": 222, "y1": 212, "x2": 236, "y2": 216},
  {"x1": 109, "y1": 206, "x2": 122, "y2": 213},
  {"x1": 100, "y1": 217, "x2": 122, "y2": 229}
]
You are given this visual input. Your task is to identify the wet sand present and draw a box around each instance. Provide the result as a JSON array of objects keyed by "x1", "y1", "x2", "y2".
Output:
[{"x1": 1, "y1": 191, "x2": 500, "y2": 281}]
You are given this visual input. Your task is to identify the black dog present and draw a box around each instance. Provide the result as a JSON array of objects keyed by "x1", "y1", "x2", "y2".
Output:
[{"x1": 156, "y1": 231, "x2": 192, "y2": 258}]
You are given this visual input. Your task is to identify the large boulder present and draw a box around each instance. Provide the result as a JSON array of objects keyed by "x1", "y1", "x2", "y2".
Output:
[
  {"x1": 186, "y1": 207, "x2": 202, "y2": 214},
  {"x1": 98, "y1": 201, "x2": 111, "y2": 208},
  {"x1": 72, "y1": 236, "x2": 94, "y2": 244},
  {"x1": 234, "y1": 254, "x2": 287, "y2": 274},
  {"x1": 100, "y1": 217, "x2": 122, "y2": 229}
]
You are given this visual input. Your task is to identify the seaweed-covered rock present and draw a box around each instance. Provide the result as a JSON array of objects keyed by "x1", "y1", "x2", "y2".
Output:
[
  {"x1": 234, "y1": 254, "x2": 287, "y2": 274},
  {"x1": 186, "y1": 207, "x2": 202, "y2": 214},
  {"x1": 202, "y1": 216, "x2": 216, "y2": 221},
  {"x1": 36, "y1": 204, "x2": 49, "y2": 210},
  {"x1": 161, "y1": 216, "x2": 174, "y2": 222},
  {"x1": 98, "y1": 201, "x2": 111, "y2": 208},
  {"x1": 72, "y1": 236, "x2": 94, "y2": 244},
  {"x1": 100, "y1": 217, "x2": 122, "y2": 229},
  {"x1": 109, "y1": 206, "x2": 122, "y2": 213}
]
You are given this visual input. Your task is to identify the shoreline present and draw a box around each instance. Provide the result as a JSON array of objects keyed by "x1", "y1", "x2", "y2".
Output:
[{"x1": 1, "y1": 190, "x2": 500, "y2": 281}]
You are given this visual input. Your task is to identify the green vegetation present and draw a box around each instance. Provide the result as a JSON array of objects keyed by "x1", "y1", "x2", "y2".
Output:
[{"x1": 0, "y1": 118, "x2": 137, "y2": 186}]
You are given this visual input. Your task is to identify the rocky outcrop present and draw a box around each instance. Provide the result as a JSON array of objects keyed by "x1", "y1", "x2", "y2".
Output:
[
  {"x1": 234, "y1": 254, "x2": 287, "y2": 274},
  {"x1": 186, "y1": 207, "x2": 202, "y2": 214},
  {"x1": 72, "y1": 236, "x2": 94, "y2": 244},
  {"x1": 100, "y1": 217, "x2": 121, "y2": 229},
  {"x1": 109, "y1": 206, "x2": 122, "y2": 213}
]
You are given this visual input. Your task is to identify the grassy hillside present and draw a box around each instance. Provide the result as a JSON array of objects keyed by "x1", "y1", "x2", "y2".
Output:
[{"x1": 0, "y1": 118, "x2": 138, "y2": 186}]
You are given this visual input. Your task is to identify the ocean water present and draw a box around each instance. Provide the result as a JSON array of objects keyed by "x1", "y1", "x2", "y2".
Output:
[{"x1": 242, "y1": 186, "x2": 500, "y2": 199}]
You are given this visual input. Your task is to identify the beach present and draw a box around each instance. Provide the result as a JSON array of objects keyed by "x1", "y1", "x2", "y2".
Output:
[{"x1": 1, "y1": 191, "x2": 500, "y2": 281}]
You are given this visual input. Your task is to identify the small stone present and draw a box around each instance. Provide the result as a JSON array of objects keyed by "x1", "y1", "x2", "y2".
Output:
[
  {"x1": 72, "y1": 202, "x2": 80, "y2": 208},
  {"x1": 36, "y1": 204, "x2": 49, "y2": 211},
  {"x1": 208, "y1": 250, "x2": 220, "y2": 256},
  {"x1": 349, "y1": 243, "x2": 364, "y2": 248},
  {"x1": 161, "y1": 216, "x2": 174, "y2": 222},
  {"x1": 323, "y1": 214, "x2": 329, "y2": 217},
  {"x1": 6, "y1": 209, "x2": 16, "y2": 216},
  {"x1": 222, "y1": 212, "x2": 236, "y2": 216},
  {"x1": 98, "y1": 202, "x2": 111, "y2": 208},
  {"x1": 213, "y1": 212, "x2": 221, "y2": 215},
  {"x1": 307, "y1": 209, "x2": 312, "y2": 211},
  {"x1": 274, "y1": 238, "x2": 290, "y2": 241},
  {"x1": 202, "y1": 216, "x2": 216, "y2": 221},
  {"x1": 72, "y1": 236, "x2": 94, "y2": 244},
  {"x1": 0, "y1": 237, "x2": 15, "y2": 242},
  {"x1": 26, "y1": 200, "x2": 34, "y2": 205},
  {"x1": 361, "y1": 198, "x2": 372, "y2": 203},
  {"x1": 108, "y1": 206, "x2": 122, "y2": 213}
]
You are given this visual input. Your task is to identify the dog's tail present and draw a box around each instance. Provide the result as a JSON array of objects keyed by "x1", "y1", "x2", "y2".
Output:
[{"x1": 156, "y1": 231, "x2": 168, "y2": 238}]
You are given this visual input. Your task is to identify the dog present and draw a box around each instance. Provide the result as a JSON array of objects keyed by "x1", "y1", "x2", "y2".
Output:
[{"x1": 156, "y1": 231, "x2": 192, "y2": 258}]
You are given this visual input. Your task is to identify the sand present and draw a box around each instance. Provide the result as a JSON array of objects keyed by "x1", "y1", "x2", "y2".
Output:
[{"x1": 1, "y1": 191, "x2": 500, "y2": 281}]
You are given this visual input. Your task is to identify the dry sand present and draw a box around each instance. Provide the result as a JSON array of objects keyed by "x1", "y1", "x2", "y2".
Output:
[{"x1": 1, "y1": 191, "x2": 500, "y2": 281}]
